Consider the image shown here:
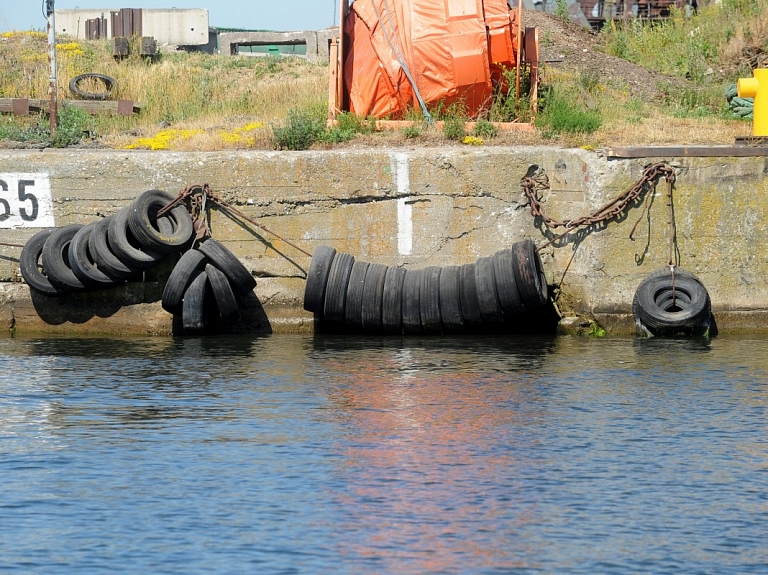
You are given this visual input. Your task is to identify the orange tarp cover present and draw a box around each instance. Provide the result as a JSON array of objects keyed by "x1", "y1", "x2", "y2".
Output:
[{"x1": 344, "y1": 0, "x2": 519, "y2": 119}]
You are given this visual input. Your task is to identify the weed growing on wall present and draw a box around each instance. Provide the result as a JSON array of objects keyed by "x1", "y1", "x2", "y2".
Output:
[
  {"x1": 271, "y1": 105, "x2": 326, "y2": 150},
  {"x1": 50, "y1": 106, "x2": 93, "y2": 147},
  {"x1": 535, "y1": 84, "x2": 601, "y2": 137}
]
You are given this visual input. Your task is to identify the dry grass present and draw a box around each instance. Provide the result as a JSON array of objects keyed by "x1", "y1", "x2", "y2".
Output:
[
  {"x1": 0, "y1": 31, "x2": 328, "y2": 149},
  {"x1": 0, "y1": 15, "x2": 758, "y2": 151}
]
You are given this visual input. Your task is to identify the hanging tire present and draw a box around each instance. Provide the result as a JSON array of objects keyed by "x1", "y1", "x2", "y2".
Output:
[
  {"x1": 128, "y1": 189, "x2": 194, "y2": 255},
  {"x1": 493, "y1": 249, "x2": 526, "y2": 320},
  {"x1": 439, "y1": 265, "x2": 464, "y2": 333},
  {"x1": 162, "y1": 249, "x2": 207, "y2": 315},
  {"x1": 402, "y1": 268, "x2": 423, "y2": 335},
  {"x1": 88, "y1": 216, "x2": 142, "y2": 281},
  {"x1": 361, "y1": 263, "x2": 387, "y2": 333},
  {"x1": 182, "y1": 269, "x2": 208, "y2": 333},
  {"x1": 632, "y1": 268, "x2": 712, "y2": 337},
  {"x1": 459, "y1": 263, "x2": 482, "y2": 326},
  {"x1": 68, "y1": 222, "x2": 115, "y2": 288},
  {"x1": 345, "y1": 260, "x2": 369, "y2": 327},
  {"x1": 20, "y1": 229, "x2": 67, "y2": 296},
  {"x1": 41, "y1": 224, "x2": 86, "y2": 292},
  {"x1": 205, "y1": 263, "x2": 241, "y2": 323},
  {"x1": 198, "y1": 239, "x2": 256, "y2": 295},
  {"x1": 108, "y1": 205, "x2": 165, "y2": 269},
  {"x1": 303, "y1": 245, "x2": 336, "y2": 314},
  {"x1": 381, "y1": 265, "x2": 406, "y2": 334},
  {"x1": 475, "y1": 256, "x2": 504, "y2": 323},
  {"x1": 511, "y1": 239, "x2": 548, "y2": 308},
  {"x1": 323, "y1": 252, "x2": 355, "y2": 323},
  {"x1": 420, "y1": 266, "x2": 442, "y2": 334}
]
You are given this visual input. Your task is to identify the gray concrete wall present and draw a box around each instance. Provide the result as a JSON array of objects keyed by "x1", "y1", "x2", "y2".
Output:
[
  {"x1": 1, "y1": 148, "x2": 767, "y2": 336},
  {"x1": 219, "y1": 28, "x2": 336, "y2": 62},
  {"x1": 55, "y1": 9, "x2": 210, "y2": 45}
]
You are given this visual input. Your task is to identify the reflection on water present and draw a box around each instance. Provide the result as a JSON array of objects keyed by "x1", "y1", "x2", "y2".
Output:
[{"x1": 0, "y1": 334, "x2": 767, "y2": 574}]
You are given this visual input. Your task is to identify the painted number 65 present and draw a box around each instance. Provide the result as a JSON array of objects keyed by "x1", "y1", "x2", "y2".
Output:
[{"x1": 0, "y1": 179, "x2": 38, "y2": 222}]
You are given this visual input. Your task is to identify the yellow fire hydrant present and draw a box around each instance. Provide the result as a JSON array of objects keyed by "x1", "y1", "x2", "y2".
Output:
[{"x1": 738, "y1": 69, "x2": 767, "y2": 136}]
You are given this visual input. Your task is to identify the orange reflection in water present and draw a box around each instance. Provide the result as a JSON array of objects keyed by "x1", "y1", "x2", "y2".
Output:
[{"x1": 321, "y1": 345, "x2": 547, "y2": 572}]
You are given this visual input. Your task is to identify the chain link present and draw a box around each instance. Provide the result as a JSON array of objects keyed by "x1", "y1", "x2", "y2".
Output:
[{"x1": 520, "y1": 162, "x2": 676, "y2": 235}]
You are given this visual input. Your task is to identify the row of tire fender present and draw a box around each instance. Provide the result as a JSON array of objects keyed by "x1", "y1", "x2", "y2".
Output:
[
  {"x1": 303, "y1": 240, "x2": 550, "y2": 334},
  {"x1": 20, "y1": 189, "x2": 194, "y2": 297},
  {"x1": 632, "y1": 268, "x2": 715, "y2": 337},
  {"x1": 161, "y1": 240, "x2": 257, "y2": 333}
]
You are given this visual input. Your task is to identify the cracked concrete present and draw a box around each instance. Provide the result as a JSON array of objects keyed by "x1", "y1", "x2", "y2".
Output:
[{"x1": 1, "y1": 147, "x2": 767, "y2": 335}]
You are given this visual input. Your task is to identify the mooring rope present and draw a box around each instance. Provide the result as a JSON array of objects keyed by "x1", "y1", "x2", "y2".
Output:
[{"x1": 159, "y1": 184, "x2": 313, "y2": 258}]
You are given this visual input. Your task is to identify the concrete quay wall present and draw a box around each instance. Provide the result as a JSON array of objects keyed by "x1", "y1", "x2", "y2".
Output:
[{"x1": 1, "y1": 147, "x2": 766, "y2": 336}]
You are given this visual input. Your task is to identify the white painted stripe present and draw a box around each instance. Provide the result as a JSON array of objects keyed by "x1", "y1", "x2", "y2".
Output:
[{"x1": 393, "y1": 153, "x2": 412, "y2": 256}]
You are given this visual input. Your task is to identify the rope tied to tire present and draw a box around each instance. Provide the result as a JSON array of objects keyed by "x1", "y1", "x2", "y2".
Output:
[
  {"x1": 157, "y1": 183, "x2": 312, "y2": 258},
  {"x1": 520, "y1": 162, "x2": 677, "y2": 250}
]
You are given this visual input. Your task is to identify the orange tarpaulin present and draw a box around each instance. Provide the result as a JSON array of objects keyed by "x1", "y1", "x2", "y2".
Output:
[{"x1": 344, "y1": 0, "x2": 519, "y2": 119}]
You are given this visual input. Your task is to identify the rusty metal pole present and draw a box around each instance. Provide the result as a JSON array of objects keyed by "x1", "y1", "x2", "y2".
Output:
[{"x1": 46, "y1": 0, "x2": 58, "y2": 135}]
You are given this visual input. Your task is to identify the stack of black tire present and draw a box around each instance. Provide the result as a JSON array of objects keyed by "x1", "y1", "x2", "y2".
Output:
[
  {"x1": 303, "y1": 240, "x2": 550, "y2": 335},
  {"x1": 20, "y1": 189, "x2": 257, "y2": 334},
  {"x1": 632, "y1": 268, "x2": 716, "y2": 337},
  {"x1": 20, "y1": 189, "x2": 194, "y2": 297},
  {"x1": 161, "y1": 239, "x2": 257, "y2": 333}
]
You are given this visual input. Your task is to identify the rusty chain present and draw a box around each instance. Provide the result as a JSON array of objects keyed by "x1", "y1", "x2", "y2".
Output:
[
  {"x1": 159, "y1": 183, "x2": 312, "y2": 258},
  {"x1": 520, "y1": 161, "x2": 676, "y2": 248}
]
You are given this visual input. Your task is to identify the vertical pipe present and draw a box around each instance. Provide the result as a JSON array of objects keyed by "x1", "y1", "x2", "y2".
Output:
[
  {"x1": 515, "y1": 0, "x2": 522, "y2": 100},
  {"x1": 46, "y1": 0, "x2": 57, "y2": 135}
]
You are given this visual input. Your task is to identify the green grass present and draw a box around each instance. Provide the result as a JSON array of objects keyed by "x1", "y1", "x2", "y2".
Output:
[{"x1": 600, "y1": 0, "x2": 768, "y2": 83}]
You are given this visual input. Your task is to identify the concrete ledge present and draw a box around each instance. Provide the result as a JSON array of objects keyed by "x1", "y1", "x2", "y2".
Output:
[{"x1": 1, "y1": 147, "x2": 767, "y2": 335}]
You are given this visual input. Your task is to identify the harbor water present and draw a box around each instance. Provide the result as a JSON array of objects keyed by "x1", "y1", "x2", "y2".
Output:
[{"x1": 1, "y1": 334, "x2": 767, "y2": 574}]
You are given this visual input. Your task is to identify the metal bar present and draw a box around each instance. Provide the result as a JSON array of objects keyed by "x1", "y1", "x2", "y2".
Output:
[
  {"x1": 46, "y1": 0, "x2": 58, "y2": 135},
  {"x1": 606, "y1": 146, "x2": 768, "y2": 158}
]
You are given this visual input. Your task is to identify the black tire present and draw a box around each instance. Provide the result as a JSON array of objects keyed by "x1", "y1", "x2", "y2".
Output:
[
  {"x1": 182, "y1": 269, "x2": 208, "y2": 333},
  {"x1": 88, "y1": 216, "x2": 142, "y2": 281},
  {"x1": 69, "y1": 73, "x2": 115, "y2": 101},
  {"x1": 633, "y1": 268, "x2": 711, "y2": 336},
  {"x1": 459, "y1": 263, "x2": 482, "y2": 325},
  {"x1": 303, "y1": 245, "x2": 336, "y2": 313},
  {"x1": 493, "y1": 249, "x2": 526, "y2": 320},
  {"x1": 205, "y1": 263, "x2": 241, "y2": 323},
  {"x1": 323, "y1": 252, "x2": 355, "y2": 323},
  {"x1": 128, "y1": 189, "x2": 194, "y2": 255},
  {"x1": 198, "y1": 239, "x2": 256, "y2": 295},
  {"x1": 402, "y1": 268, "x2": 423, "y2": 335},
  {"x1": 108, "y1": 205, "x2": 165, "y2": 269},
  {"x1": 20, "y1": 229, "x2": 67, "y2": 296},
  {"x1": 475, "y1": 256, "x2": 504, "y2": 323},
  {"x1": 439, "y1": 265, "x2": 464, "y2": 333},
  {"x1": 345, "y1": 260, "x2": 369, "y2": 327},
  {"x1": 381, "y1": 266, "x2": 406, "y2": 335},
  {"x1": 420, "y1": 266, "x2": 442, "y2": 334},
  {"x1": 41, "y1": 224, "x2": 86, "y2": 292},
  {"x1": 511, "y1": 239, "x2": 548, "y2": 308},
  {"x1": 68, "y1": 222, "x2": 115, "y2": 288},
  {"x1": 162, "y1": 249, "x2": 207, "y2": 315},
  {"x1": 361, "y1": 263, "x2": 387, "y2": 333}
]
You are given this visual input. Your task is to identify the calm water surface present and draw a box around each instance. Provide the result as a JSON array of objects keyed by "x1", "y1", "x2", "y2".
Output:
[{"x1": 1, "y1": 334, "x2": 767, "y2": 574}]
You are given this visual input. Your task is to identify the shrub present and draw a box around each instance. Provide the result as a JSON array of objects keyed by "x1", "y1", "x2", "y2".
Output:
[
  {"x1": 442, "y1": 116, "x2": 465, "y2": 141},
  {"x1": 401, "y1": 124, "x2": 421, "y2": 139},
  {"x1": 472, "y1": 118, "x2": 498, "y2": 139},
  {"x1": 535, "y1": 86, "x2": 601, "y2": 136},
  {"x1": 51, "y1": 106, "x2": 93, "y2": 147},
  {"x1": 271, "y1": 106, "x2": 325, "y2": 150},
  {"x1": 320, "y1": 111, "x2": 376, "y2": 143}
]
